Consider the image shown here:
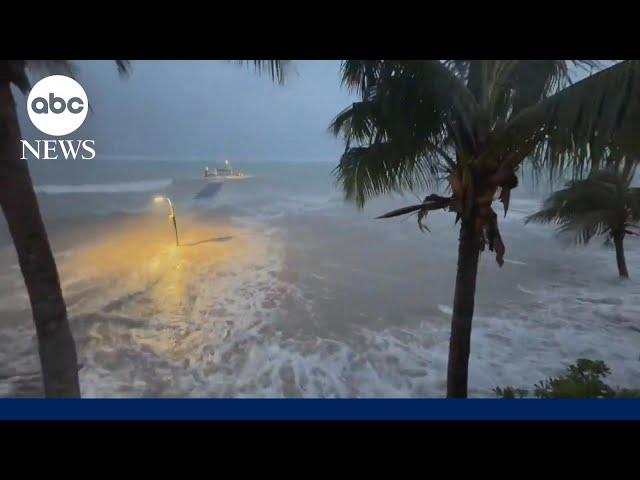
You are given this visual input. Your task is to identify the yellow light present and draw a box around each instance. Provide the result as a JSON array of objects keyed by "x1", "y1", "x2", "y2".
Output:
[
  {"x1": 154, "y1": 196, "x2": 165, "y2": 203},
  {"x1": 58, "y1": 215, "x2": 265, "y2": 348}
]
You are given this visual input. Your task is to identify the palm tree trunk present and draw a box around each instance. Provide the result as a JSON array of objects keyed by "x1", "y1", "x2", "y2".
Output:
[
  {"x1": 0, "y1": 78, "x2": 81, "y2": 397},
  {"x1": 446, "y1": 217, "x2": 481, "y2": 398},
  {"x1": 613, "y1": 231, "x2": 629, "y2": 278}
]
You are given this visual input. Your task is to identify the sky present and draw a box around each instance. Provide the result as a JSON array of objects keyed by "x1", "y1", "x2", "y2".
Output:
[{"x1": 16, "y1": 60, "x2": 356, "y2": 163}]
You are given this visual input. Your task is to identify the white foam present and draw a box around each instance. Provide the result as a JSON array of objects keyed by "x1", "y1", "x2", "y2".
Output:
[
  {"x1": 4, "y1": 179, "x2": 640, "y2": 398},
  {"x1": 516, "y1": 284, "x2": 535, "y2": 295},
  {"x1": 35, "y1": 179, "x2": 173, "y2": 195},
  {"x1": 504, "y1": 259, "x2": 528, "y2": 266}
]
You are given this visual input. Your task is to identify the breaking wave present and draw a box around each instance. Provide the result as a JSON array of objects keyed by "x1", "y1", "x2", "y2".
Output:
[{"x1": 35, "y1": 179, "x2": 174, "y2": 195}]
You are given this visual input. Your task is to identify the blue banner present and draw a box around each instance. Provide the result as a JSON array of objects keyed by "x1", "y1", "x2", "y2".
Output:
[{"x1": 1, "y1": 399, "x2": 640, "y2": 420}]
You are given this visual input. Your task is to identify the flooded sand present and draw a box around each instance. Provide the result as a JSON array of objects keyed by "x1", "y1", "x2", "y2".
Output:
[{"x1": 1, "y1": 161, "x2": 639, "y2": 397}]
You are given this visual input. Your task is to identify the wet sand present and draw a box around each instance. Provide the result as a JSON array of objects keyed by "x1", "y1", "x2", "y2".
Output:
[{"x1": 1, "y1": 193, "x2": 639, "y2": 397}]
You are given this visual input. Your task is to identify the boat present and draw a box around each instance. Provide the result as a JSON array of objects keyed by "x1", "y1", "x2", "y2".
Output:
[{"x1": 204, "y1": 160, "x2": 246, "y2": 180}]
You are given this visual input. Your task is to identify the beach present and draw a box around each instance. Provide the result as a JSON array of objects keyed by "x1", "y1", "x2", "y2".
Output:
[{"x1": 1, "y1": 159, "x2": 639, "y2": 397}]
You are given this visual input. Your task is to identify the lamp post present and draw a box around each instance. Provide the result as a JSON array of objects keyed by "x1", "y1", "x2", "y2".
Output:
[{"x1": 154, "y1": 196, "x2": 179, "y2": 246}]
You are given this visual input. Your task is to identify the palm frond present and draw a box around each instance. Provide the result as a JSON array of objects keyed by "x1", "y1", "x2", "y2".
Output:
[
  {"x1": 2, "y1": 60, "x2": 77, "y2": 94},
  {"x1": 525, "y1": 206, "x2": 566, "y2": 225},
  {"x1": 115, "y1": 60, "x2": 132, "y2": 77},
  {"x1": 333, "y1": 142, "x2": 444, "y2": 208},
  {"x1": 339, "y1": 60, "x2": 382, "y2": 98},
  {"x1": 442, "y1": 60, "x2": 600, "y2": 126},
  {"x1": 329, "y1": 101, "x2": 377, "y2": 147},
  {"x1": 337, "y1": 61, "x2": 478, "y2": 150},
  {"x1": 235, "y1": 60, "x2": 289, "y2": 84},
  {"x1": 25, "y1": 60, "x2": 77, "y2": 78},
  {"x1": 3, "y1": 60, "x2": 131, "y2": 94},
  {"x1": 557, "y1": 210, "x2": 614, "y2": 245},
  {"x1": 491, "y1": 61, "x2": 574, "y2": 123},
  {"x1": 526, "y1": 167, "x2": 637, "y2": 243},
  {"x1": 486, "y1": 60, "x2": 640, "y2": 176},
  {"x1": 332, "y1": 60, "x2": 479, "y2": 206},
  {"x1": 0, "y1": 61, "x2": 30, "y2": 93}
]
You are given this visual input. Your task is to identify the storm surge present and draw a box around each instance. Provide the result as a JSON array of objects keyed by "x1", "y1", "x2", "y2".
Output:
[
  {"x1": 35, "y1": 179, "x2": 174, "y2": 195},
  {"x1": 1, "y1": 161, "x2": 639, "y2": 397}
]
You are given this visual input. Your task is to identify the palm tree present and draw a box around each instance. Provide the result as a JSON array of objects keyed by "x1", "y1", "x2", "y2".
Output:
[
  {"x1": 526, "y1": 165, "x2": 640, "y2": 278},
  {"x1": 330, "y1": 60, "x2": 640, "y2": 397},
  {"x1": 0, "y1": 60, "x2": 287, "y2": 397},
  {"x1": 0, "y1": 60, "x2": 130, "y2": 397}
]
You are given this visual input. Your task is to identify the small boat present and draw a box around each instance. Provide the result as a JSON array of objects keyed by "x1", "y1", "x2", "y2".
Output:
[{"x1": 204, "y1": 160, "x2": 246, "y2": 180}]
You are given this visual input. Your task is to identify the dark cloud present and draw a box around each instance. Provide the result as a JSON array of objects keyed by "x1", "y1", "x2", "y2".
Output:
[{"x1": 16, "y1": 60, "x2": 355, "y2": 163}]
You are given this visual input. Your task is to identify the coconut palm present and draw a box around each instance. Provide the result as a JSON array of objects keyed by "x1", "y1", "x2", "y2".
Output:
[
  {"x1": 526, "y1": 165, "x2": 640, "y2": 278},
  {"x1": 0, "y1": 60, "x2": 287, "y2": 397},
  {"x1": 0, "y1": 60, "x2": 130, "y2": 398},
  {"x1": 330, "y1": 60, "x2": 640, "y2": 397}
]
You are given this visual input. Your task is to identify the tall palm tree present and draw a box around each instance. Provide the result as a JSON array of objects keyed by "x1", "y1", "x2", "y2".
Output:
[
  {"x1": 330, "y1": 60, "x2": 640, "y2": 397},
  {"x1": 0, "y1": 60, "x2": 130, "y2": 397},
  {"x1": 0, "y1": 60, "x2": 287, "y2": 397},
  {"x1": 526, "y1": 165, "x2": 640, "y2": 278}
]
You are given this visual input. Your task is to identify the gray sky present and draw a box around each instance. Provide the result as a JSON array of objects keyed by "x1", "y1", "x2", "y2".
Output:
[{"x1": 16, "y1": 60, "x2": 355, "y2": 163}]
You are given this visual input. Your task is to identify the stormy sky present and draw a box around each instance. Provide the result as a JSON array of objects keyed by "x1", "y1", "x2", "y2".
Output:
[{"x1": 16, "y1": 60, "x2": 355, "y2": 163}]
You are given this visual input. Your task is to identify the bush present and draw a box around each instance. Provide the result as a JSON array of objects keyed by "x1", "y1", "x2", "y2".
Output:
[{"x1": 494, "y1": 359, "x2": 640, "y2": 398}]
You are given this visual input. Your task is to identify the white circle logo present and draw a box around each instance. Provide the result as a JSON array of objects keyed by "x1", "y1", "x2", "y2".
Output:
[{"x1": 27, "y1": 75, "x2": 88, "y2": 136}]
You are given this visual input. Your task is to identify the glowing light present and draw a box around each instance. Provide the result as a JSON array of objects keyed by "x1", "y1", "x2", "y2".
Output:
[
  {"x1": 58, "y1": 215, "x2": 265, "y2": 346},
  {"x1": 154, "y1": 196, "x2": 165, "y2": 203}
]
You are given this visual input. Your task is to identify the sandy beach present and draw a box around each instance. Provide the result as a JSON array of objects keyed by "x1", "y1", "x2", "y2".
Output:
[{"x1": 1, "y1": 160, "x2": 639, "y2": 397}]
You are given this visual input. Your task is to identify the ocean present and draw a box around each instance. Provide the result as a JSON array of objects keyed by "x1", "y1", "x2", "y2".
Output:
[{"x1": 1, "y1": 159, "x2": 639, "y2": 397}]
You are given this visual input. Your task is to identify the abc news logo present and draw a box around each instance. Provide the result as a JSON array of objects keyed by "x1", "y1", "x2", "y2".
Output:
[{"x1": 21, "y1": 75, "x2": 96, "y2": 160}]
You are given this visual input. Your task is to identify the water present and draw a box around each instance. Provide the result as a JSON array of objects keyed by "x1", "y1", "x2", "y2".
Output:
[{"x1": 1, "y1": 159, "x2": 639, "y2": 397}]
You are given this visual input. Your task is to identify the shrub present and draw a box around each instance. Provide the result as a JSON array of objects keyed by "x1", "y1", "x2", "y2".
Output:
[{"x1": 494, "y1": 359, "x2": 640, "y2": 398}]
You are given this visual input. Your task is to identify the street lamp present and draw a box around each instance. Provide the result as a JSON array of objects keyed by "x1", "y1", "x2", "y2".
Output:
[{"x1": 154, "y1": 196, "x2": 179, "y2": 246}]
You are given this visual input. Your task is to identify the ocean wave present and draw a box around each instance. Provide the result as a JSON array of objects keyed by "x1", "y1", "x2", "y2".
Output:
[
  {"x1": 503, "y1": 258, "x2": 528, "y2": 266},
  {"x1": 35, "y1": 179, "x2": 173, "y2": 195}
]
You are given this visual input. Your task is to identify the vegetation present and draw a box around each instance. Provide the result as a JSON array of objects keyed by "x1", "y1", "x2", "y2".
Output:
[
  {"x1": 331, "y1": 60, "x2": 640, "y2": 397},
  {"x1": 494, "y1": 359, "x2": 640, "y2": 398},
  {"x1": 0, "y1": 60, "x2": 129, "y2": 397},
  {"x1": 0, "y1": 60, "x2": 287, "y2": 397},
  {"x1": 526, "y1": 165, "x2": 640, "y2": 278}
]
